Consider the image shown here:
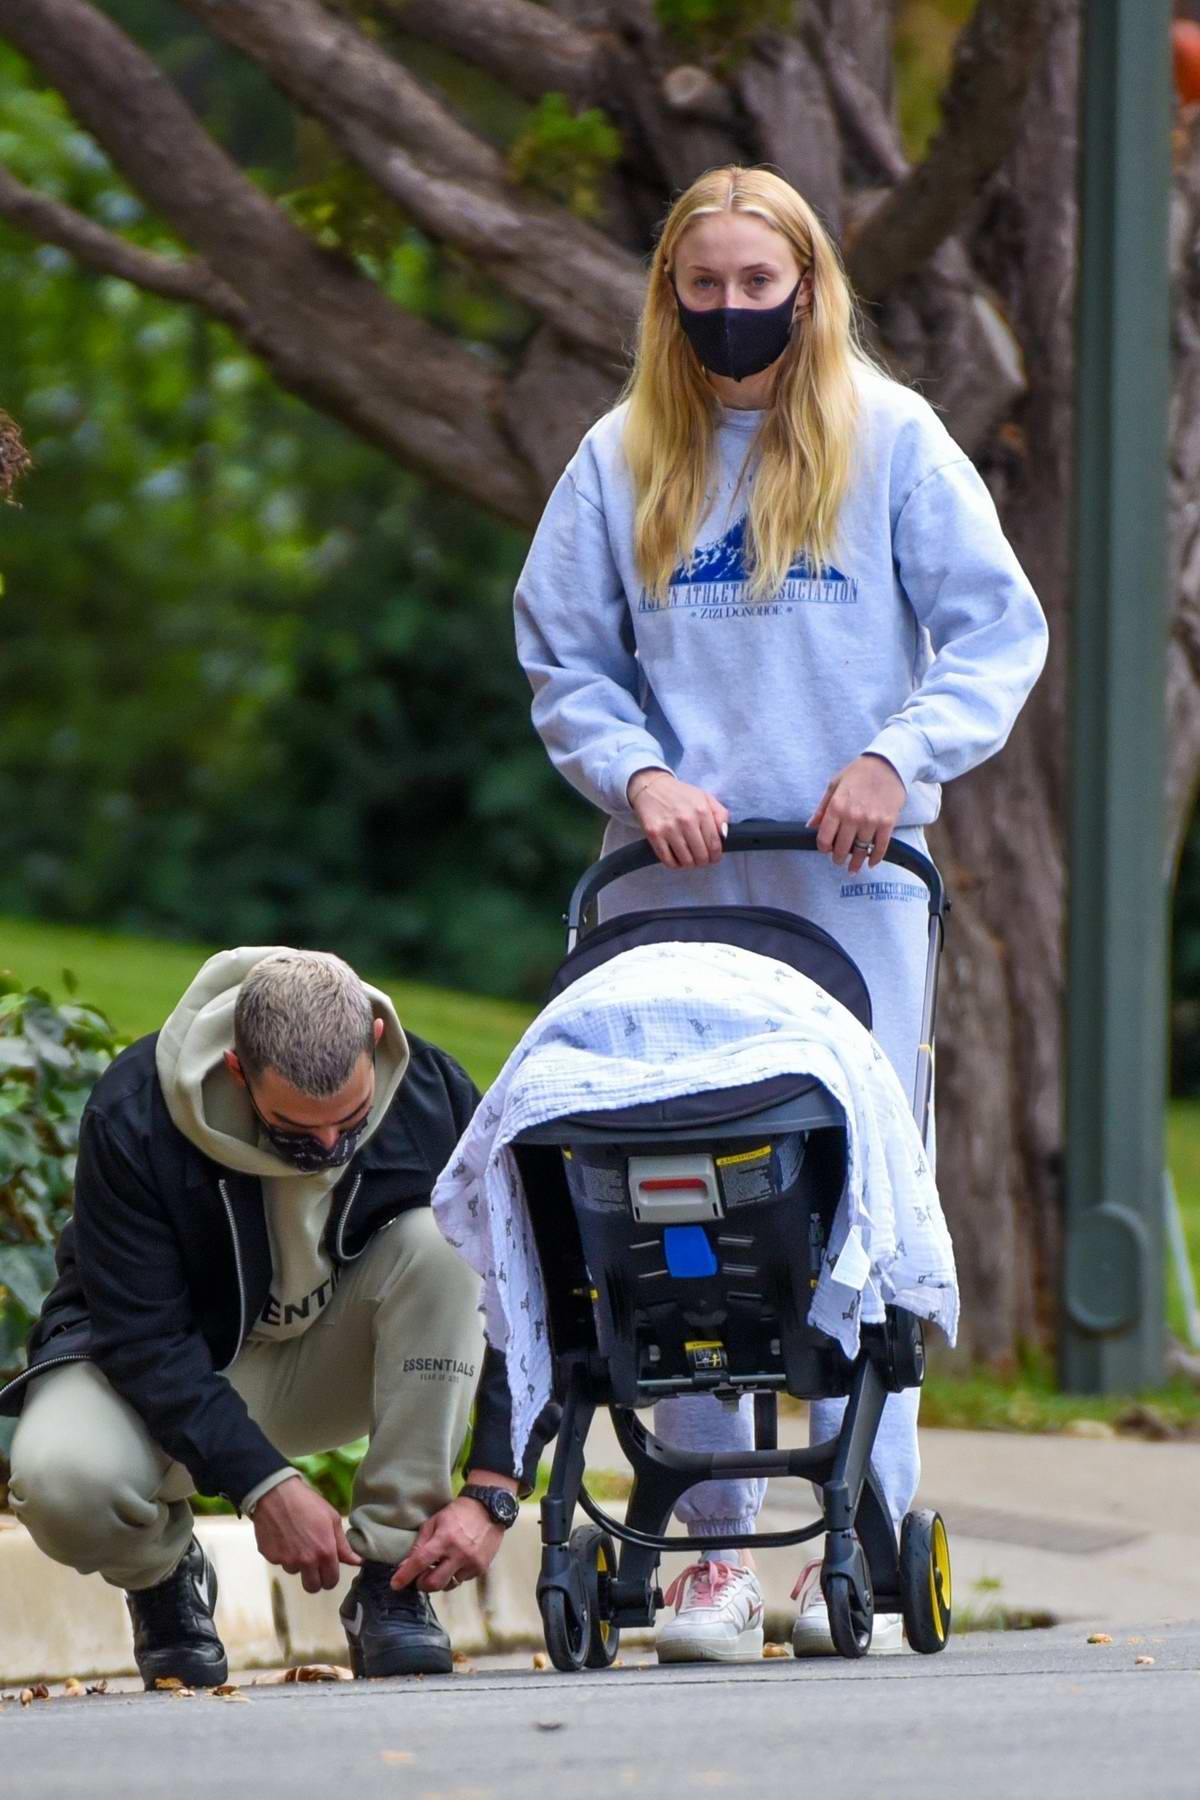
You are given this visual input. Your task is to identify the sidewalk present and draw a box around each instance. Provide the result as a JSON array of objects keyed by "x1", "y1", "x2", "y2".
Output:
[{"x1": 2, "y1": 1418, "x2": 1198, "y2": 1685}]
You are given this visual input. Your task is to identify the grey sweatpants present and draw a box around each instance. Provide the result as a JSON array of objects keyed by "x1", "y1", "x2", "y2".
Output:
[
  {"x1": 8, "y1": 1209, "x2": 484, "y2": 1589},
  {"x1": 600, "y1": 825, "x2": 936, "y2": 1534}
]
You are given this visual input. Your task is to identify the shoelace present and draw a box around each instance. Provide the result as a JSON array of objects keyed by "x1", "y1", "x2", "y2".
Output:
[
  {"x1": 358, "y1": 1571, "x2": 434, "y2": 1620},
  {"x1": 130, "y1": 1550, "x2": 211, "y2": 1635},
  {"x1": 663, "y1": 1560, "x2": 743, "y2": 1612},
  {"x1": 790, "y1": 1559, "x2": 822, "y2": 1605}
]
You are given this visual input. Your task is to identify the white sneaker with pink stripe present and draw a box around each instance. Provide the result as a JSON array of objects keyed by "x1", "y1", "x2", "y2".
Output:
[
  {"x1": 789, "y1": 1560, "x2": 906, "y2": 1656},
  {"x1": 656, "y1": 1560, "x2": 765, "y2": 1664}
]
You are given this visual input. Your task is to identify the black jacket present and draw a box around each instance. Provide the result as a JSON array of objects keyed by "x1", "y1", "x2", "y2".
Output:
[{"x1": 0, "y1": 1029, "x2": 542, "y2": 1501}]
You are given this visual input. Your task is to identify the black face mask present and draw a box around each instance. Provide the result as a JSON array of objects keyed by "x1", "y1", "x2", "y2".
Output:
[
  {"x1": 674, "y1": 277, "x2": 803, "y2": 382},
  {"x1": 247, "y1": 1090, "x2": 371, "y2": 1174}
]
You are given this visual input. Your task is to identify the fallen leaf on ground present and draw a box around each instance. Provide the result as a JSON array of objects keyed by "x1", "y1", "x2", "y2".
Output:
[
  {"x1": 452, "y1": 1662, "x2": 477, "y2": 1675},
  {"x1": 211, "y1": 1685, "x2": 251, "y2": 1703},
  {"x1": 170, "y1": 1686, "x2": 196, "y2": 1698},
  {"x1": 762, "y1": 1644, "x2": 790, "y2": 1659},
  {"x1": 1135, "y1": 1656, "x2": 1156, "y2": 1666},
  {"x1": 534, "y1": 1720, "x2": 564, "y2": 1731},
  {"x1": 86, "y1": 1681, "x2": 109, "y2": 1696},
  {"x1": 20, "y1": 1684, "x2": 50, "y2": 1705},
  {"x1": 154, "y1": 1677, "x2": 186, "y2": 1690},
  {"x1": 62, "y1": 1679, "x2": 84, "y2": 1697},
  {"x1": 1086, "y1": 1634, "x2": 1113, "y2": 1645},
  {"x1": 252, "y1": 1664, "x2": 353, "y2": 1685},
  {"x1": 452, "y1": 1650, "x2": 472, "y2": 1664},
  {"x1": 531, "y1": 1653, "x2": 549, "y2": 1671},
  {"x1": 380, "y1": 1751, "x2": 415, "y2": 1764}
]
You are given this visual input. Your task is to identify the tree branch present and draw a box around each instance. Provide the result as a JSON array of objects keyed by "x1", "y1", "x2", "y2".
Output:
[
  {"x1": 847, "y1": 0, "x2": 1057, "y2": 302},
  {"x1": 806, "y1": 24, "x2": 908, "y2": 185},
  {"x1": 367, "y1": 0, "x2": 601, "y2": 105},
  {"x1": 0, "y1": 0, "x2": 541, "y2": 522},
  {"x1": 179, "y1": 0, "x2": 499, "y2": 183},
  {"x1": 181, "y1": 0, "x2": 645, "y2": 359},
  {"x1": 0, "y1": 164, "x2": 248, "y2": 328}
]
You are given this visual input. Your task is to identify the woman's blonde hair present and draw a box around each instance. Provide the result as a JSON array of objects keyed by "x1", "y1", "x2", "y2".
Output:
[{"x1": 623, "y1": 166, "x2": 867, "y2": 601}]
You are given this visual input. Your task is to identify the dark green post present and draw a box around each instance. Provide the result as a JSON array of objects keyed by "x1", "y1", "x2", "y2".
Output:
[{"x1": 1063, "y1": 0, "x2": 1172, "y2": 1390}]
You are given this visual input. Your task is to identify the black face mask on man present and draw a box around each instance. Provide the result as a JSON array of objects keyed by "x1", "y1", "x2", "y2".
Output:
[
  {"x1": 673, "y1": 276, "x2": 804, "y2": 383},
  {"x1": 247, "y1": 1090, "x2": 371, "y2": 1174}
]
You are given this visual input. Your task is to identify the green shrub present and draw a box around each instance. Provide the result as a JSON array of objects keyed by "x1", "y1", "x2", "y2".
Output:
[{"x1": 0, "y1": 970, "x2": 125, "y2": 1388}]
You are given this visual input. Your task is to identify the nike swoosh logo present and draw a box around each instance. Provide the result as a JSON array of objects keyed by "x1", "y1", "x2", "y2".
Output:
[
  {"x1": 193, "y1": 1565, "x2": 214, "y2": 1614},
  {"x1": 346, "y1": 1602, "x2": 364, "y2": 1638}
]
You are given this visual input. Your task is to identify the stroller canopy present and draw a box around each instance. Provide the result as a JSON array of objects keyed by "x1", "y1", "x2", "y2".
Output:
[
  {"x1": 542, "y1": 904, "x2": 871, "y2": 1137},
  {"x1": 548, "y1": 904, "x2": 872, "y2": 1029}
]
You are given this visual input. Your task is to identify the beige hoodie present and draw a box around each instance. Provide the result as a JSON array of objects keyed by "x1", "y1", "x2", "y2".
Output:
[{"x1": 155, "y1": 947, "x2": 410, "y2": 1345}]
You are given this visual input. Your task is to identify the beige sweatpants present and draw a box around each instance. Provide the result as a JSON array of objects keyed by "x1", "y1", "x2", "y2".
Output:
[{"x1": 8, "y1": 1209, "x2": 484, "y2": 1590}]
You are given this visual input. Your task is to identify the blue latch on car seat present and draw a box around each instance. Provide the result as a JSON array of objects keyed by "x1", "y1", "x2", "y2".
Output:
[{"x1": 662, "y1": 1224, "x2": 719, "y2": 1279}]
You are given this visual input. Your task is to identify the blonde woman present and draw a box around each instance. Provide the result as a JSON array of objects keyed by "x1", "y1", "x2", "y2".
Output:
[{"x1": 514, "y1": 167, "x2": 1047, "y2": 1663}]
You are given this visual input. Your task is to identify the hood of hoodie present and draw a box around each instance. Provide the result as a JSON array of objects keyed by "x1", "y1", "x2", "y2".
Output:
[{"x1": 155, "y1": 946, "x2": 410, "y2": 1179}]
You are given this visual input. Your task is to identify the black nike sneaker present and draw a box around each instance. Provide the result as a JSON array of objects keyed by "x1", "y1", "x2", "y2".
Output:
[
  {"x1": 339, "y1": 1561, "x2": 453, "y2": 1677},
  {"x1": 126, "y1": 1536, "x2": 228, "y2": 1690}
]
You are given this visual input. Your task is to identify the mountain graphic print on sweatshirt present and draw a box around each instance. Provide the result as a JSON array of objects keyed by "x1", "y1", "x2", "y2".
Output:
[{"x1": 641, "y1": 515, "x2": 861, "y2": 616}]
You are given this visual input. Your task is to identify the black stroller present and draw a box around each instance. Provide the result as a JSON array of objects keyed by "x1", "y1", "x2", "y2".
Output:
[{"x1": 514, "y1": 822, "x2": 953, "y2": 1670}]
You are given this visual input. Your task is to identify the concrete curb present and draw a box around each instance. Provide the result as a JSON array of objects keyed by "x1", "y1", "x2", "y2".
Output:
[
  {"x1": 0, "y1": 1509, "x2": 585, "y2": 1685},
  {"x1": 0, "y1": 1515, "x2": 491, "y2": 1685},
  {"x1": 0, "y1": 1503, "x2": 797, "y2": 1686}
]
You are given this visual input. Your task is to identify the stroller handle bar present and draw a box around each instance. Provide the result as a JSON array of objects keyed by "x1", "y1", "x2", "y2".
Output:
[{"x1": 566, "y1": 821, "x2": 947, "y2": 938}]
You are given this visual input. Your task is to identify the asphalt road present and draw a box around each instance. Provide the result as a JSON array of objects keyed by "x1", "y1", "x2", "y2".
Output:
[{"x1": 6, "y1": 1622, "x2": 1199, "y2": 1800}]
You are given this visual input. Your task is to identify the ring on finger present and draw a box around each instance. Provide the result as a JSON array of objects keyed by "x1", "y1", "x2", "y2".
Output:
[{"x1": 852, "y1": 838, "x2": 876, "y2": 852}]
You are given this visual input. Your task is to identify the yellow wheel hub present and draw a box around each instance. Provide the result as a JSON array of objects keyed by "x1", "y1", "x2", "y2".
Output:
[
  {"x1": 596, "y1": 1542, "x2": 611, "y2": 1646},
  {"x1": 928, "y1": 1514, "x2": 952, "y2": 1641}
]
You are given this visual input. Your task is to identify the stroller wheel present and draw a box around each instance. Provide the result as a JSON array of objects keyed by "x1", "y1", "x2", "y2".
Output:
[
  {"x1": 825, "y1": 1573, "x2": 874, "y2": 1659},
  {"x1": 899, "y1": 1509, "x2": 952, "y2": 1653},
  {"x1": 570, "y1": 1524, "x2": 621, "y2": 1669},
  {"x1": 540, "y1": 1586, "x2": 589, "y2": 1672}
]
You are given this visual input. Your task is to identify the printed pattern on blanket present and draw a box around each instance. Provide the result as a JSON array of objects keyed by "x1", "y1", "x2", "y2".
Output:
[{"x1": 432, "y1": 941, "x2": 958, "y2": 1476}]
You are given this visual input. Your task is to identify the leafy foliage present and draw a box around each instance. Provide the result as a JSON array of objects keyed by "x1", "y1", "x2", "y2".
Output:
[
  {"x1": 508, "y1": 94, "x2": 622, "y2": 221},
  {"x1": 652, "y1": 0, "x2": 794, "y2": 60},
  {"x1": 0, "y1": 973, "x2": 125, "y2": 1387},
  {"x1": 0, "y1": 41, "x2": 597, "y2": 1004}
]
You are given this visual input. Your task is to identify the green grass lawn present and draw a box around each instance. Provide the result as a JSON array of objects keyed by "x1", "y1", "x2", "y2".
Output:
[{"x1": 1, "y1": 915, "x2": 536, "y2": 1090}]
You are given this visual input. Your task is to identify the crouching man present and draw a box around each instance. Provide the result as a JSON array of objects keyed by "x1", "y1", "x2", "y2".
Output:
[{"x1": 0, "y1": 949, "x2": 532, "y2": 1686}]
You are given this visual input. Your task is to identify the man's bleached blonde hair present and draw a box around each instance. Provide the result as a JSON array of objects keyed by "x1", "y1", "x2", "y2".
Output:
[
  {"x1": 234, "y1": 951, "x2": 375, "y2": 1095},
  {"x1": 623, "y1": 165, "x2": 869, "y2": 602}
]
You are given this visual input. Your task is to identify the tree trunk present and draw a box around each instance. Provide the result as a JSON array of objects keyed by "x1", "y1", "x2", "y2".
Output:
[{"x1": 2, "y1": 0, "x2": 1199, "y2": 1364}]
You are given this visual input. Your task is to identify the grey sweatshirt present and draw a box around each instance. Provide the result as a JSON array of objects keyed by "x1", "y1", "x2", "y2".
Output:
[{"x1": 513, "y1": 366, "x2": 1048, "y2": 829}]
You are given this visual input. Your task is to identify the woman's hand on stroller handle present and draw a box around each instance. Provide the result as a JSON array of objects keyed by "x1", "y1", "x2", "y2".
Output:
[
  {"x1": 628, "y1": 768, "x2": 731, "y2": 868},
  {"x1": 807, "y1": 754, "x2": 906, "y2": 876}
]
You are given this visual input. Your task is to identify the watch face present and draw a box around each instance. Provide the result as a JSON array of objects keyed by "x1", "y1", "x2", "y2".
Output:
[{"x1": 491, "y1": 1490, "x2": 520, "y2": 1528}]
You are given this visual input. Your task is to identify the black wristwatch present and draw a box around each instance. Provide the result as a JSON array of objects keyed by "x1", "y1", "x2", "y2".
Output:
[{"x1": 460, "y1": 1482, "x2": 521, "y2": 1529}]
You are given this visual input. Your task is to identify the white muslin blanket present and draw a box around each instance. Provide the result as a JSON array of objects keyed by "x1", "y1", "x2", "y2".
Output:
[{"x1": 433, "y1": 940, "x2": 959, "y2": 1474}]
